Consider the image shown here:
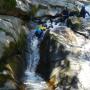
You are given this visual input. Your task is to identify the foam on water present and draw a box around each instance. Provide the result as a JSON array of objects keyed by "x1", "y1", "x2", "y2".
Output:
[{"x1": 24, "y1": 31, "x2": 47, "y2": 90}]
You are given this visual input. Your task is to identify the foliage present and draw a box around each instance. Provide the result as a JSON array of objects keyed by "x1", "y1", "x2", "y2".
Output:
[
  {"x1": 30, "y1": 4, "x2": 42, "y2": 17},
  {"x1": 0, "y1": 29, "x2": 26, "y2": 61},
  {"x1": 0, "y1": 29, "x2": 26, "y2": 88},
  {"x1": 67, "y1": 17, "x2": 82, "y2": 30},
  {"x1": 0, "y1": 0, "x2": 16, "y2": 10}
]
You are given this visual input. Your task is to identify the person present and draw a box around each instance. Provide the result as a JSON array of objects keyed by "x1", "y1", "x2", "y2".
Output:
[
  {"x1": 35, "y1": 24, "x2": 46, "y2": 39},
  {"x1": 80, "y1": 6, "x2": 90, "y2": 18},
  {"x1": 61, "y1": 7, "x2": 69, "y2": 22}
]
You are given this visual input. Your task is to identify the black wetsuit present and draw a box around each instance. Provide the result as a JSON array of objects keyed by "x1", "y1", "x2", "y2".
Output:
[
  {"x1": 80, "y1": 7, "x2": 90, "y2": 18},
  {"x1": 61, "y1": 9, "x2": 69, "y2": 22}
]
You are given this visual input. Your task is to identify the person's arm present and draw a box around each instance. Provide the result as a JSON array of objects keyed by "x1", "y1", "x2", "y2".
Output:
[{"x1": 86, "y1": 11, "x2": 90, "y2": 16}]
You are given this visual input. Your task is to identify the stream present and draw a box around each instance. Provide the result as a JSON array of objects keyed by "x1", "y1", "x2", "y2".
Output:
[{"x1": 23, "y1": 31, "x2": 47, "y2": 90}]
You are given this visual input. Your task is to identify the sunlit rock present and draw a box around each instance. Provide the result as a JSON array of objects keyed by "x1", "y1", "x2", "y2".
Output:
[
  {"x1": 38, "y1": 26, "x2": 90, "y2": 90},
  {"x1": 15, "y1": 0, "x2": 84, "y2": 17},
  {"x1": 16, "y1": 0, "x2": 31, "y2": 12}
]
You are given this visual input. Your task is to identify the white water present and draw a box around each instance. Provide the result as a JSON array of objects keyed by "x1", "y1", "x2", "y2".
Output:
[
  {"x1": 23, "y1": 5, "x2": 90, "y2": 90},
  {"x1": 24, "y1": 31, "x2": 47, "y2": 90}
]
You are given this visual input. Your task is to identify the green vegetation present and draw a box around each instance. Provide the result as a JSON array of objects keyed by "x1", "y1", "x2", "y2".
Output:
[
  {"x1": 67, "y1": 17, "x2": 82, "y2": 30},
  {"x1": 0, "y1": 75, "x2": 8, "y2": 86},
  {"x1": 0, "y1": 28, "x2": 26, "y2": 61},
  {"x1": 30, "y1": 4, "x2": 44, "y2": 17},
  {"x1": 0, "y1": 0, "x2": 16, "y2": 10},
  {"x1": 0, "y1": 28, "x2": 26, "y2": 88}
]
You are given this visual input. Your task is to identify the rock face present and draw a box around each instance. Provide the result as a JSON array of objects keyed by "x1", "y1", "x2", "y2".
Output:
[
  {"x1": 0, "y1": 0, "x2": 84, "y2": 18},
  {"x1": 37, "y1": 26, "x2": 90, "y2": 90},
  {"x1": 15, "y1": 0, "x2": 84, "y2": 17},
  {"x1": 0, "y1": 0, "x2": 85, "y2": 18},
  {"x1": 0, "y1": 16, "x2": 29, "y2": 89},
  {"x1": 0, "y1": 16, "x2": 28, "y2": 58},
  {"x1": 16, "y1": 0, "x2": 31, "y2": 12},
  {"x1": 0, "y1": 0, "x2": 29, "y2": 20},
  {"x1": 0, "y1": 0, "x2": 90, "y2": 90},
  {"x1": 33, "y1": 0, "x2": 81, "y2": 17},
  {"x1": 0, "y1": 0, "x2": 29, "y2": 89}
]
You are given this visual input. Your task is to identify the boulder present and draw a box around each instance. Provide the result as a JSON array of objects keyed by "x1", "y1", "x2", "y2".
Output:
[
  {"x1": 37, "y1": 27, "x2": 90, "y2": 90},
  {"x1": 0, "y1": 0, "x2": 84, "y2": 18},
  {"x1": 15, "y1": 0, "x2": 84, "y2": 17}
]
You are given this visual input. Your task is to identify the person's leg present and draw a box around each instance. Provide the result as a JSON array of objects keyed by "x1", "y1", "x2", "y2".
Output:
[
  {"x1": 50, "y1": 18, "x2": 53, "y2": 24},
  {"x1": 37, "y1": 30, "x2": 43, "y2": 39}
]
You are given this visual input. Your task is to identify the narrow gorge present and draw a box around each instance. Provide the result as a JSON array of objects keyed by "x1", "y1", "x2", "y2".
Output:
[{"x1": 0, "y1": 0, "x2": 90, "y2": 90}]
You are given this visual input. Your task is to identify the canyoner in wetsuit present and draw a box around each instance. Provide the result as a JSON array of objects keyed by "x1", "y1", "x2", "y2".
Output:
[
  {"x1": 61, "y1": 7, "x2": 69, "y2": 22},
  {"x1": 80, "y1": 6, "x2": 90, "y2": 18},
  {"x1": 35, "y1": 24, "x2": 46, "y2": 39}
]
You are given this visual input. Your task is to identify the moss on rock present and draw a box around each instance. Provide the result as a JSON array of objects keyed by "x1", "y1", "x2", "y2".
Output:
[{"x1": 67, "y1": 17, "x2": 82, "y2": 30}]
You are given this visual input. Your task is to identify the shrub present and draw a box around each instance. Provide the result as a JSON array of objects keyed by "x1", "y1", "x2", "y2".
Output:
[
  {"x1": 0, "y1": 29, "x2": 26, "y2": 88},
  {"x1": 0, "y1": 0, "x2": 16, "y2": 10},
  {"x1": 67, "y1": 17, "x2": 82, "y2": 30}
]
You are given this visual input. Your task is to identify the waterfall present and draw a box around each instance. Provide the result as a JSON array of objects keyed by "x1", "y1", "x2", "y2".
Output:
[
  {"x1": 23, "y1": 31, "x2": 47, "y2": 90},
  {"x1": 23, "y1": 5, "x2": 90, "y2": 90}
]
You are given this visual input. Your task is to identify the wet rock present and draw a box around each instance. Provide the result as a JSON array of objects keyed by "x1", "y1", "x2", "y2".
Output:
[
  {"x1": 0, "y1": 16, "x2": 28, "y2": 58},
  {"x1": 36, "y1": 30, "x2": 51, "y2": 80},
  {"x1": 37, "y1": 26, "x2": 90, "y2": 90},
  {"x1": 15, "y1": 0, "x2": 84, "y2": 17},
  {"x1": 0, "y1": 0, "x2": 84, "y2": 18},
  {"x1": 0, "y1": 0, "x2": 29, "y2": 20},
  {"x1": 16, "y1": 0, "x2": 31, "y2": 12}
]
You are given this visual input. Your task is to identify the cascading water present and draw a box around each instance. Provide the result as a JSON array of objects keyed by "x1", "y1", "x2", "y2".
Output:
[
  {"x1": 23, "y1": 31, "x2": 47, "y2": 90},
  {"x1": 23, "y1": 5, "x2": 90, "y2": 90}
]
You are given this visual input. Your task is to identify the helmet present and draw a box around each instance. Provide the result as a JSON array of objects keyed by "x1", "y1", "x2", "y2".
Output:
[{"x1": 39, "y1": 25, "x2": 46, "y2": 30}]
